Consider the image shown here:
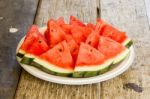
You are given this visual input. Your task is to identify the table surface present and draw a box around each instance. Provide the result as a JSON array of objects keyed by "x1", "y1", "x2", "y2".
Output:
[{"x1": 0, "y1": 0, "x2": 150, "y2": 99}]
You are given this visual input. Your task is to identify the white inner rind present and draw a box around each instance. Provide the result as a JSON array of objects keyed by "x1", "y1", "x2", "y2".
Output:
[
  {"x1": 74, "y1": 59, "x2": 113, "y2": 71},
  {"x1": 113, "y1": 48, "x2": 130, "y2": 64},
  {"x1": 24, "y1": 54, "x2": 36, "y2": 58},
  {"x1": 122, "y1": 38, "x2": 131, "y2": 46},
  {"x1": 18, "y1": 49, "x2": 26, "y2": 54},
  {"x1": 33, "y1": 58, "x2": 73, "y2": 73}
]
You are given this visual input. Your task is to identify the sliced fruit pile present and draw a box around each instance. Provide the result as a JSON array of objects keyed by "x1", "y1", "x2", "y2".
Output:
[{"x1": 16, "y1": 16, "x2": 133, "y2": 78}]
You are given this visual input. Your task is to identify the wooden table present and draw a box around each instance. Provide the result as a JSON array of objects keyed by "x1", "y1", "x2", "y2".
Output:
[{"x1": 0, "y1": 0, "x2": 150, "y2": 99}]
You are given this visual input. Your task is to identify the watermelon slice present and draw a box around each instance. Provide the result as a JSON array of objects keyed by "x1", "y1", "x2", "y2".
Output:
[
  {"x1": 16, "y1": 25, "x2": 39, "y2": 59},
  {"x1": 71, "y1": 26, "x2": 86, "y2": 45},
  {"x1": 47, "y1": 20, "x2": 66, "y2": 47},
  {"x1": 73, "y1": 43, "x2": 113, "y2": 77},
  {"x1": 21, "y1": 33, "x2": 49, "y2": 65},
  {"x1": 85, "y1": 31, "x2": 99, "y2": 48},
  {"x1": 98, "y1": 36, "x2": 130, "y2": 64},
  {"x1": 97, "y1": 19, "x2": 133, "y2": 47},
  {"x1": 31, "y1": 41, "x2": 74, "y2": 76}
]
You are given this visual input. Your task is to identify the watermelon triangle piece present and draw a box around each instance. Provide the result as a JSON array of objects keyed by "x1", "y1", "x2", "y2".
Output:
[
  {"x1": 32, "y1": 41, "x2": 74, "y2": 76},
  {"x1": 20, "y1": 33, "x2": 49, "y2": 65},
  {"x1": 17, "y1": 25, "x2": 40, "y2": 58},
  {"x1": 85, "y1": 31, "x2": 99, "y2": 48},
  {"x1": 47, "y1": 20, "x2": 66, "y2": 47},
  {"x1": 73, "y1": 43, "x2": 113, "y2": 77},
  {"x1": 76, "y1": 43, "x2": 106, "y2": 66},
  {"x1": 98, "y1": 36, "x2": 130, "y2": 64},
  {"x1": 71, "y1": 26, "x2": 86, "y2": 45}
]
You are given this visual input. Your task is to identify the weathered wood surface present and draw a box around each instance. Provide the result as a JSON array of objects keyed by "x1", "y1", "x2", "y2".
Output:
[
  {"x1": 100, "y1": 0, "x2": 150, "y2": 99},
  {"x1": 15, "y1": 0, "x2": 101, "y2": 99},
  {"x1": 0, "y1": 0, "x2": 39, "y2": 99},
  {"x1": 144, "y1": 0, "x2": 150, "y2": 26}
]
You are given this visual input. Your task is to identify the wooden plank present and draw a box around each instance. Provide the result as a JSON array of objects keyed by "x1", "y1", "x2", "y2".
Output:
[
  {"x1": 100, "y1": 0, "x2": 150, "y2": 99},
  {"x1": 15, "y1": 0, "x2": 101, "y2": 99},
  {"x1": 0, "y1": 0, "x2": 39, "y2": 99},
  {"x1": 144, "y1": 0, "x2": 150, "y2": 26}
]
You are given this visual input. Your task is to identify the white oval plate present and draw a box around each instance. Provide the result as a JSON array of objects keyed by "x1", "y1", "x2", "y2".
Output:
[{"x1": 16, "y1": 27, "x2": 135, "y2": 85}]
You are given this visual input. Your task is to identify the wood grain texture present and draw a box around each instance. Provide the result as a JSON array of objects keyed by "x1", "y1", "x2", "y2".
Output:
[
  {"x1": 144, "y1": 0, "x2": 150, "y2": 26},
  {"x1": 100, "y1": 0, "x2": 150, "y2": 99},
  {"x1": 0, "y1": 0, "x2": 39, "y2": 99},
  {"x1": 15, "y1": 0, "x2": 101, "y2": 99}
]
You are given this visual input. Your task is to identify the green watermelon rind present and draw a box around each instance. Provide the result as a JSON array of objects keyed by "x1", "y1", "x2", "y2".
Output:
[
  {"x1": 113, "y1": 48, "x2": 130, "y2": 64},
  {"x1": 20, "y1": 54, "x2": 36, "y2": 65},
  {"x1": 30, "y1": 61, "x2": 72, "y2": 77},
  {"x1": 122, "y1": 38, "x2": 133, "y2": 48},
  {"x1": 72, "y1": 59, "x2": 113, "y2": 78},
  {"x1": 31, "y1": 57, "x2": 74, "y2": 76}
]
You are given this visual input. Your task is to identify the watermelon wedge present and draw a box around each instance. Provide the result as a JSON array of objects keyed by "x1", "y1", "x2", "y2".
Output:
[
  {"x1": 20, "y1": 33, "x2": 49, "y2": 65},
  {"x1": 71, "y1": 26, "x2": 86, "y2": 45},
  {"x1": 98, "y1": 36, "x2": 130, "y2": 64},
  {"x1": 96, "y1": 19, "x2": 133, "y2": 47},
  {"x1": 47, "y1": 20, "x2": 66, "y2": 47},
  {"x1": 85, "y1": 31, "x2": 99, "y2": 48},
  {"x1": 31, "y1": 41, "x2": 74, "y2": 76},
  {"x1": 16, "y1": 25, "x2": 40, "y2": 59},
  {"x1": 73, "y1": 43, "x2": 113, "y2": 77}
]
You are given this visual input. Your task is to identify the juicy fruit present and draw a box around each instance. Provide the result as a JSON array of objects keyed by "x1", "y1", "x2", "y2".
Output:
[
  {"x1": 96, "y1": 19, "x2": 132, "y2": 47},
  {"x1": 73, "y1": 43, "x2": 113, "y2": 77},
  {"x1": 47, "y1": 20, "x2": 66, "y2": 47},
  {"x1": 98, "y1": 36, "x2": 130, "y2": 64},
  {"x1": 17, "y1": 16, "x2": 133, "y2": 78},
  {"x1": 85, "y1": 31, "x2": 99, "y2": 48},
  {"x1": 16, "y1": 25, "x2": 39, "y2": 58},
  {"x1": 21, "y1": 30, "x2": 49, "y2": 65},
  {"x1": 32, "y1": 41, "x2": 74, "y2": 76}
]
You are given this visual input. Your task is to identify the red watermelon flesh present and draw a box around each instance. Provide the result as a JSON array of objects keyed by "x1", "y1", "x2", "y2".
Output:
[
  {"x1": 20, "y1": 25, "x2": 39, "y2": 52},
  {"x1": 76, "y1": 43, "x2": 106, "y2": 66},
  {"x1": 71, "y1": 26, "x2": 86, "y2": 45},
  {"x1": 27, "y1": 34, "x2": 49, "y2": 56},
  {"x1": 101, "y1": 25, "x2": 127, "y2": 43},
  {"x1": 69, "y1": 15, "x2": 86, "y2": 27},
  {"x1": 47, "y1": 20, "x2": 66, "y2": 47},
  {"x1": 60, "y1": 24, "x2": 72, "y2": 34},
  {"x1": 39, "y1": 41, "x2": 74, "y2": 70},
  {"x1": 65, "y1": 35, "x2": 79, "y2": 62},
  {"x1": 82, "y1": 26, "x2": 93, "y2": 38},
  {"x1": 87, "y1": 23, "x2": 95, "y2": 30},
  {"x1": 85, "y1": 31, "x2": 99, "y2": 48},
  {"x1": 95, "y1": 19, "x2": 106, "y2": 34},
  {"x1": 98, "y1": 36, "x2": 126, "y2": 58}
]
